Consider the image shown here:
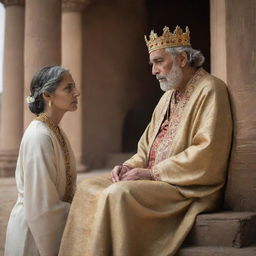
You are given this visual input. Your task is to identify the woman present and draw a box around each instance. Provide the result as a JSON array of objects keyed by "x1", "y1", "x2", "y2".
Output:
[{"x1": 4, "y1": 66, "x2": 79, "y2": 256}]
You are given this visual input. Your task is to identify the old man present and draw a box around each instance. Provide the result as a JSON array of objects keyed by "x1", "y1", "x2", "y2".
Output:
[{"x1": 59, "y1": 26, "x2": 232, "y2": 256}]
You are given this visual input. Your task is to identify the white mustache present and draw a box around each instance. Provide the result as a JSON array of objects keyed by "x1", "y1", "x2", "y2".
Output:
[{"x1": 156, "y1": 75, "x2": 167, "y2": 80}]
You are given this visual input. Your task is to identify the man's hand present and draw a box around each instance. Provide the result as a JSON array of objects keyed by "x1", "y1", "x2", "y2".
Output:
[
  {"x1": 111, "y1": 165, "x2": 131, "y2": 183},
  {"x1": 120, "y1": 168, "x2": 153, "y2": 181}
]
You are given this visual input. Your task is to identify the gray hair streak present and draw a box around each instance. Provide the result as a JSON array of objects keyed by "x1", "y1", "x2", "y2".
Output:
[
  {"x1": 32, "y1": 66, "x2": 69, "y2": 98},
  {"x1": 165, "y1": 46, "x2": 205, "y2": 68}
]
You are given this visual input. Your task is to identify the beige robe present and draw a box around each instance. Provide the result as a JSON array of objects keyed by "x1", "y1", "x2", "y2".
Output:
[
  {"x1": 4, "y1": 120, "x2": 76, "y2": 256},
  {"x1": 59, "y1": 69, "x2": 232, "y2": 256}
]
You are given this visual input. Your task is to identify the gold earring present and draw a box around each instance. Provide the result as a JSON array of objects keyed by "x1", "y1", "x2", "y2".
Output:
[{"x1": 48, "y1": 100, "x2": 52, "y2": 108}]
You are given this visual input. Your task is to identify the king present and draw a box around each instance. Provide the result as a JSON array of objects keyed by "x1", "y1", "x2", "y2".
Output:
[{"x1": 59, "y1": 26, "x2": 233, "y2": 256}]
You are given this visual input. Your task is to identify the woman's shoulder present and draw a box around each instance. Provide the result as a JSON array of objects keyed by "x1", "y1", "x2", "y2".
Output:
[
  {"x1": 23, "y1": 120, "x2": 52, "y2": 145},
  {"x1": 18, "y1": 120, "x2": 56, "y2": 160}
]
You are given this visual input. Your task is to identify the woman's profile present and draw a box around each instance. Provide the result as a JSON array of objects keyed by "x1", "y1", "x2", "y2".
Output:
[{"x1": 4, "y1": 66, "x2": 79, "y2": 256}]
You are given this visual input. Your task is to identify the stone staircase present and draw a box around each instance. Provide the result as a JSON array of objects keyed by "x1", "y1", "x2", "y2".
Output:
[{"x1": 178, "y1": 211, "x2": 256, "y2": 255}]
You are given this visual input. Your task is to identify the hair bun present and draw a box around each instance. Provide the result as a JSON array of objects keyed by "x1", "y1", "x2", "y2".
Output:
[{"x1": 28, "y1": 94, "x2": 44, "y2": 115}]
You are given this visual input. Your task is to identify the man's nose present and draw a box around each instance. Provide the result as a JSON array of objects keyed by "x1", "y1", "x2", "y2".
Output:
[{"x1": 152, "y1": 65, "x2": 159, "y2": 75}]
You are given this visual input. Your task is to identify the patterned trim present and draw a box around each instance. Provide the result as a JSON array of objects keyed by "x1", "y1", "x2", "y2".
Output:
[
  {"x1": 148, "y1": 120, "x2": 169, "y2": 168},
  {"x1": 35, "y1": 113, "x2": 74, "y2": 203}
]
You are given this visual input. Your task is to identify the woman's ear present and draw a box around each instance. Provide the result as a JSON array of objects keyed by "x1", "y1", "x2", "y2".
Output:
[
  {"x1": 42, "y1": 92, "x2": 52, "y2": 102},
  {"x1": 177, "y1": 52, "x2": 188, "y2": 68}
]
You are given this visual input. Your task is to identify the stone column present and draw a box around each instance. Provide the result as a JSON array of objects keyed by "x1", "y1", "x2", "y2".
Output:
[
  {"x1": 224, "y1": 0, "x2": 256, "y2": 211},
  {"x1": 61, "y1": 0, "x2": 90, "y2": 172},
  {"x1": 24, "y1": 0, "x2": 61, "y2": 127},
  {"x1": 211, "y1": 0, "x2": 256, "y2": 211},
  {"x1": 210, "y1": 0, "x2": 227, "y2": 83},
  {"x1": 0, "y1": 0, "x2": 25, "y2": 177}
]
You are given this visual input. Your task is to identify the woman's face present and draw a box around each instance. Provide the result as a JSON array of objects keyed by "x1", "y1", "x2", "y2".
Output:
[{"x1": 50, "y1": 72, "x2": 80, "y2": 113}]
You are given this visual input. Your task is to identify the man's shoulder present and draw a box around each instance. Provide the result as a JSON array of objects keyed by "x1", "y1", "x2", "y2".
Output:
[{"x1": 198, "y1": 72, "x2": 228, "y2": 95}]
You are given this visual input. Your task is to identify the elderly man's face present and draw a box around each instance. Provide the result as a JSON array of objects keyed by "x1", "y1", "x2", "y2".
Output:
[{"x1": 149, "y1": 49, "x2": 183, "y2": 91}]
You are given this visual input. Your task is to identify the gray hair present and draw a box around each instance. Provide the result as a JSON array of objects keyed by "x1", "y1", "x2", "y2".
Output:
[
  {"x1": 165, "y1": 46, "x2": 205, "y2": 68},
  {"x1": 28, "y1": 66, "x2": 68, "y2": 115}
]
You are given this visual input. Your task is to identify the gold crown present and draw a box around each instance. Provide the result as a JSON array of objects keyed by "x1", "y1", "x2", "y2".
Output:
[{"x1": 144, "y1": 26, "x2": 191, "y2": 53}]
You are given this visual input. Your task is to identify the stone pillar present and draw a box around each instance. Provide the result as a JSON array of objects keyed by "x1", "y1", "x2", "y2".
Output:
[
  {"x1": 211, "y1": 0, "x2": 256, "y2": 211},
  {"x1": 0, "y1": 0, "x2": 25, "y2": 177},
  {"x1": 61, "y1": 0, "x2": 90, "y2": 172},
  {"x1": 224, "y1": 0, "x2": 256, "y2": 211},
  {"x1": 210, "y1": 0, "x2": 227, "y2": 83},
  {"x1": 24, "y1": 0, "x2": 61, "y2": 127}
]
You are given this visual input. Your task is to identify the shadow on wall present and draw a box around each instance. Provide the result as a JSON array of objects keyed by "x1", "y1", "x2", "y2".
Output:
[{"x1": 122, "y1": 106, "x2": 153, "y2": 152}]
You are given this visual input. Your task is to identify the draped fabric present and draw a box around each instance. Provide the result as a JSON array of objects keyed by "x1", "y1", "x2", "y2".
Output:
[
  {"x1": 4, "y1": 120, "x2": 77, "y2": 256},
  {"x1": 148, "y1": 78, "x2": 197, "y2": 170},
  {"x1": 59, "y1": 69, "x2": 232, "y2": 256}
]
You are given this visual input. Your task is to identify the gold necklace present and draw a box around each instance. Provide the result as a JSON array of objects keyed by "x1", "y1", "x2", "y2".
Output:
[{"x1": 35, "y1": 113, "x2": 73, "y2": 203}]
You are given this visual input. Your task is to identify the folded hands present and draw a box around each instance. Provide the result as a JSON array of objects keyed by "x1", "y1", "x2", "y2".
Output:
[{"x1": 111, "y1": 165, "x2": 153, "y2": 182}]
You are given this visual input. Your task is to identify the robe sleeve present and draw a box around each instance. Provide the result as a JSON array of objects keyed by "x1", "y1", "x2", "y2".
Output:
[
  {"x1": 153, "y1": 82, "x2": 232, "y2": 188},
  {"x1": 22, "y1": 130, "x2": 70, "y2": 256}
]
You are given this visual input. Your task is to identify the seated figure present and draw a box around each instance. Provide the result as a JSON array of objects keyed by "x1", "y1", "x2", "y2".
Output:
[{"x1": 58, "y1": 26, "x2": 232, "y2": 256}]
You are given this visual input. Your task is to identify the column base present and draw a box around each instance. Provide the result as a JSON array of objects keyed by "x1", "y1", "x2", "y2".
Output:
[{"x1": 0, "y1": 150, "x2": 18, "y2": 177}]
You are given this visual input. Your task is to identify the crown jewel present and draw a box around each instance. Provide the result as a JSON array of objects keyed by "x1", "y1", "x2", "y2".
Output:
[{"x1": 144, "y1": 26, "x2": 191, "y2": 53}]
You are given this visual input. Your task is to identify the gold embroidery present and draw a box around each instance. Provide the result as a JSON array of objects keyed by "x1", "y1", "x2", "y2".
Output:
[{"x1": 36, "y1": 113, "x2": 74, "y2": 203}]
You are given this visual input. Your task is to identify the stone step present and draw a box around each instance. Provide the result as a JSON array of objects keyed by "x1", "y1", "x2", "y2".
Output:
[
  {"x1": 177, "y1": 245, "x2": 256, "y2": 256},
  {"x1": 104, "y1": 152, "x2": 135, "y2": 168},
  {"x1": 185, "y1": 211, "x2": 256, "y2": 247}
]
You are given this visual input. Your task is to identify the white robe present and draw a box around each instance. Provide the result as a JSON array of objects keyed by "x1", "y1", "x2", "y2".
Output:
[{"x1": 4, "y1": 120, "x2": 77, "y2": 256}]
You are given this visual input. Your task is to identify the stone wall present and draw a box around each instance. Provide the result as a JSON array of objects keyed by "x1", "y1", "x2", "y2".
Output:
[
  {"x1": 81, "y1": 0, "x2": 156, "y2": 168},
  {"x1": 224, "y1": 0, "x2": 256, "y2": 211},
  {"x1": 0, "y1": 92, "x2": 1, "y2": 125}
]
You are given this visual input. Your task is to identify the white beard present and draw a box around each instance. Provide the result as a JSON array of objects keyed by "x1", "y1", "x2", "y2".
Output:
[{"x1": 156, "y1": 61, "x2": 183, "y2": 92}]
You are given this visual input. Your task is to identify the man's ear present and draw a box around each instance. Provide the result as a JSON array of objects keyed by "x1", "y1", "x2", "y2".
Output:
[{"x1": 177, "y1": 52, "x2": 188, "y2": 68}]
